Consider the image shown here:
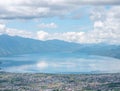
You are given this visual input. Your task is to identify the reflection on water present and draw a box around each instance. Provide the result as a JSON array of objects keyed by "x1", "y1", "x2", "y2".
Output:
[{"x1": 0, "y1": 53, "x2": 120, "y2": 73}]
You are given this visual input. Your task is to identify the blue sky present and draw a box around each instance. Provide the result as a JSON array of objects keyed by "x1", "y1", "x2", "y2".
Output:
[
  {"x1": 6, "y1": 8, "x2": 92, "y2": 33},
  {"x1": 0, "y1": 0, "x2": 120, "y2": 44}
]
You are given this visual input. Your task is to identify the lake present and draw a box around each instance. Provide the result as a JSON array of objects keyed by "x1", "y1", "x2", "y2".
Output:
[{"x1": 0, "y1": 53, "x2": 120, "y2": 73}]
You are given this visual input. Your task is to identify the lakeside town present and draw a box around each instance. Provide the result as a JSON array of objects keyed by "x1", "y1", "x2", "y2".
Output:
[{"x1": 0, "y1": 72, "x2": 120, "y2": 91}]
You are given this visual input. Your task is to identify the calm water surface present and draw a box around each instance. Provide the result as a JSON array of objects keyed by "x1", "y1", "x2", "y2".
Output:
[{"x1": 0, "y1": 53, "x2": 120, "y2": 73}]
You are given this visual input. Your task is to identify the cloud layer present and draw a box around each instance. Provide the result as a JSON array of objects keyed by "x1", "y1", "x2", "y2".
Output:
[
  {"x1": 0, "y1": 23, "x2": 33, "y2": 38},
  {"x1": 0, "y1": 6, "x2": 120, "y2": 44},
  {"x1": 0, "y1": 0, "x2": 120, "y2": 20},
  {"x1": 38, "y1": 22, "x2": 57, "y2": 29},
  {"x1": 0, "y1": 1, "x2": 119, "y2": 44},
  {"x1": 35, "y1": 6, "x2": 120, "y2": 44}
]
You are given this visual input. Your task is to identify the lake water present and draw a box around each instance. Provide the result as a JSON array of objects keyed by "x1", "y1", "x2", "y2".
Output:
[{"x1": 0, "y1": 53, "x2": 120, "y2": 73}]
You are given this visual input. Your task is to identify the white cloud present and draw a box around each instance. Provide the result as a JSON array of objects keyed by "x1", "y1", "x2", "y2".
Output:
[
  {"x1": 90, "y1": 6, "x2": 120, "y2": 44},
  {"x1": 35, "y1": 6, "x2": 120, "y2": 44},
  {"x1": 94, "y1": 21, "x2": 104, "y2": 28},
  {"x1": 0, "y1": 23, "x2": 33, "y2": 38},
  {"x1": 38, "y1": 22, "x2": 57, "y2": 29},
  {"x1": 0, "y1": 6, "x2": 120, "y2": 45},
  {"x1": 36, "y1": 31, "x2": 49, "y2": 40},
  {"x1": 0, "y1": 24, "x2": 6, "y2": 34},
  {"x1": 36, "y1": 31, "x2": 85, "y2": 42},
  {"x1": 0, "y1": 0, "x2": 79, "y2": 20},
  {"x1": 0, "y1": 0, "x2": 120, "y2": 20}
]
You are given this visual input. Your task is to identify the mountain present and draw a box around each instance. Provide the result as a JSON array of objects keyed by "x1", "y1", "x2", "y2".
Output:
[
  {"x1": 0, "y1": 34, "x2": 81, "y2": 56},
  {"x1": 0, "y1": 34, "x2": 120, "y2": 59},
  {"x1": 75, "y1": 44, "x2": 120, "y2": 59}
]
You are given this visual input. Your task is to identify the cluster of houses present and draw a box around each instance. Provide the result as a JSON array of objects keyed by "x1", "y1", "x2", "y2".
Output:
[{"x1": 0, "y1": 72, "x2": 120, "y2": 91}]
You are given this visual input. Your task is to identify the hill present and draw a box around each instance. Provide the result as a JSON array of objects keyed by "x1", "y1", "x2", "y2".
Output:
[
  {"x1": 0, "y1": 34, "x2": 81, "y2": 56},
  {"x1": 0, "y1": 34, "x2": 119, "y2": 59}
]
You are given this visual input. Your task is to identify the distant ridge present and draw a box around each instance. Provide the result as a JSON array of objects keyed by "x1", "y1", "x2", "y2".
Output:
[
  {"x1": 0, "y1": 34, "x2": 120, "y2": 59},
  {"x1": 0, "y1": 34, "x2": 81, "y2": 56}
]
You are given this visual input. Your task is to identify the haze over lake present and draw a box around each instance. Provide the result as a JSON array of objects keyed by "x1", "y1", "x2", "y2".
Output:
[{"x1": 1, "y1": 53, "x2": 120, "y2": 73}]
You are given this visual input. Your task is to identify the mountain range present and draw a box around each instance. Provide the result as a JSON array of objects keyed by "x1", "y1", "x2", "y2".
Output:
[{"x1": 0, "y1": 34, "x2": 120, "y2": 59}]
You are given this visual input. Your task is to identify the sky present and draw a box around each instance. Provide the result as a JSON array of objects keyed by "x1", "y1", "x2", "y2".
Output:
[{"x1": 0, "y1": 0, "x2": 120, "y2": 44}]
